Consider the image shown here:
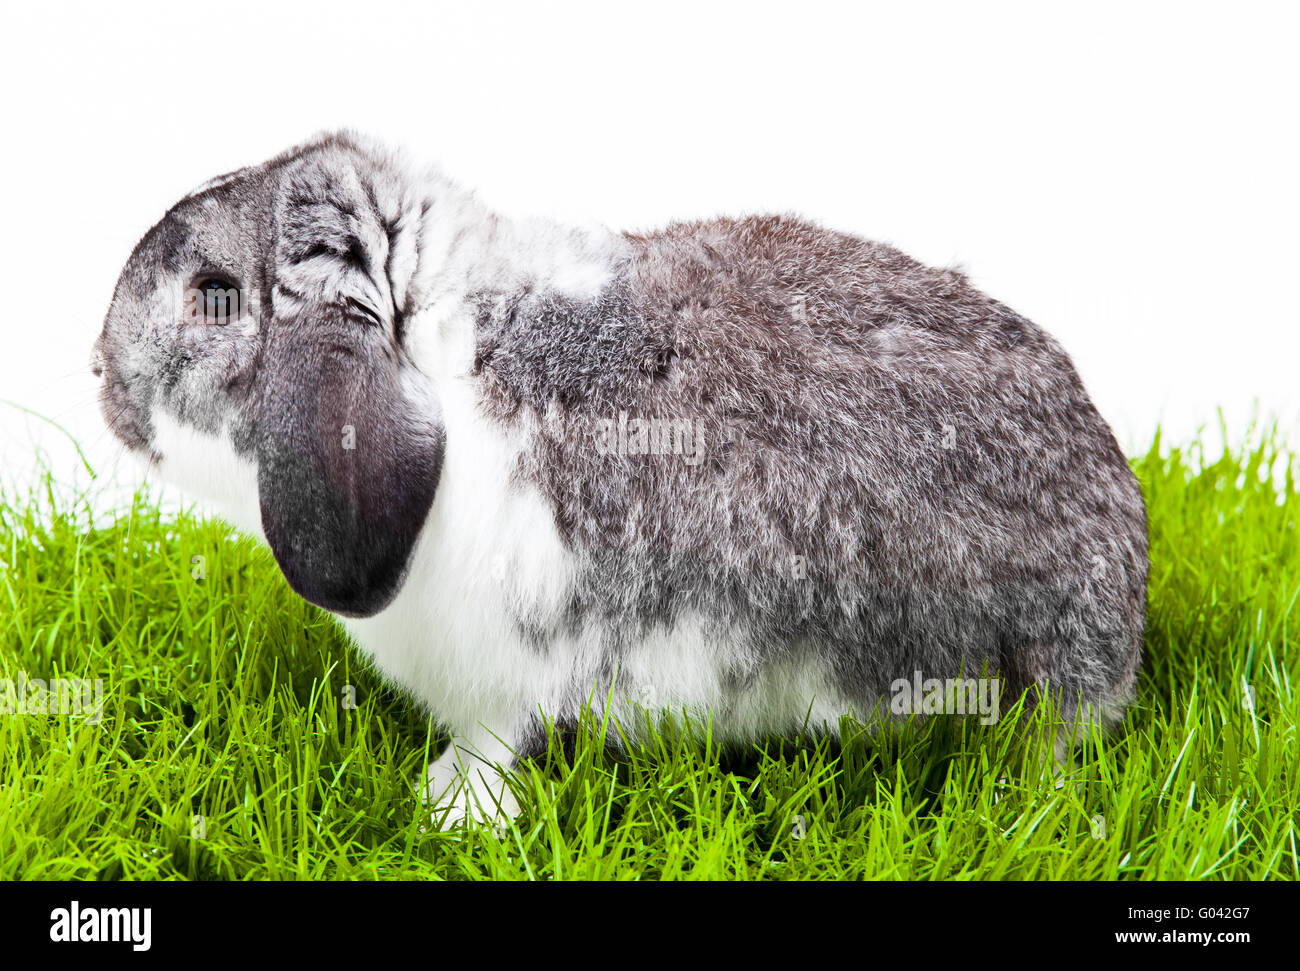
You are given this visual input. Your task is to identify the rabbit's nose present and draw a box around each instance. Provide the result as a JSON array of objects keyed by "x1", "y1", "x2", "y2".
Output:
[{"x1": 90, "y1": 343, "x2": 106, "y2": 378}]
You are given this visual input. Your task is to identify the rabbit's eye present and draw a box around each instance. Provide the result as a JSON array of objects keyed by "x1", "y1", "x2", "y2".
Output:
[{"x1": 192, "y1": 276, "x2": 242, "y2": 325}]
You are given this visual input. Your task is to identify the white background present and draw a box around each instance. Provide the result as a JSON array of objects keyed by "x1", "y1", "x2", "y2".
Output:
[{"x1": 2, "y1": 1, "x2": 1297, "y2": 505}]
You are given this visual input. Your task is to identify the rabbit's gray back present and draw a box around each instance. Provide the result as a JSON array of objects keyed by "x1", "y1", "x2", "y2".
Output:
[{"x1": 465, "y1": 213, "x2": 1148, "y2": 734}]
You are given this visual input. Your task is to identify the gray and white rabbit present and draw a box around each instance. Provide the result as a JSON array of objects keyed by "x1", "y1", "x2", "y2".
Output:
[{"x1": 93, "y1": 132, "x2": 1148, "y2": 825}]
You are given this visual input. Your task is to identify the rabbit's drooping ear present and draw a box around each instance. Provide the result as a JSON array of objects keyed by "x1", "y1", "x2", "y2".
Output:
[{"x1": 254, "y1": 145, "x2": 442, "y2": 618}]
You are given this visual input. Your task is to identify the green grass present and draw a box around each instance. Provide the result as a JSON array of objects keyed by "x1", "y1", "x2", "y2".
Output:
[{"x1": 1, "y1": 427, "x2": 1297, "y2": 880}]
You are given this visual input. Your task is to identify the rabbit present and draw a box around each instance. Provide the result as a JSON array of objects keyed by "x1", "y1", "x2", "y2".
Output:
[{"x1": 92, "y1": 131, "x2": 1148, "y2": 826}]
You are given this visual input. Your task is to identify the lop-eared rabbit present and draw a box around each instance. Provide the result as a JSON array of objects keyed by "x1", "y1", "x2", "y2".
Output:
[{"x1": 93, "y1": 132, "x2": 1148, "y2": 825}]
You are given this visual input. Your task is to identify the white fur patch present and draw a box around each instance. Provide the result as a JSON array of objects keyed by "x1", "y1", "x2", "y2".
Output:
[{"x1": 151, "y1": 411, "x2": 263, "y2": 540}]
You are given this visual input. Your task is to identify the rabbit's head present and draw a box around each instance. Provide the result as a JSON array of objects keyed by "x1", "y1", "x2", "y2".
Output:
[{"x1": 92, "y1": 133, "x2": 443, "y2": 617}]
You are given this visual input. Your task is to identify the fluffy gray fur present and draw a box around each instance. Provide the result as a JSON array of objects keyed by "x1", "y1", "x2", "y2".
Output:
[{"x1": 478, "y1": 216, "x2": 1148, "y2": 730}]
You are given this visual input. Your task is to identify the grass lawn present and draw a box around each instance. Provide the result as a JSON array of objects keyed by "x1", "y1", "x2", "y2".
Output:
[{"x1": 1, "y1": 427, "x2": 1297, "y2": 880}]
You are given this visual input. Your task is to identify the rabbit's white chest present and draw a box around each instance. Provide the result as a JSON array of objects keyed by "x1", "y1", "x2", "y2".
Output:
[{"x1": 336, "y1": 369, "x2": 581, "y2": 733}]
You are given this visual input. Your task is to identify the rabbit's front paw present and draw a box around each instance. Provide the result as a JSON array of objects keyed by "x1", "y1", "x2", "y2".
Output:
[{"x1": 423, "y1": 738, "x2": 521, "y2": 831}]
